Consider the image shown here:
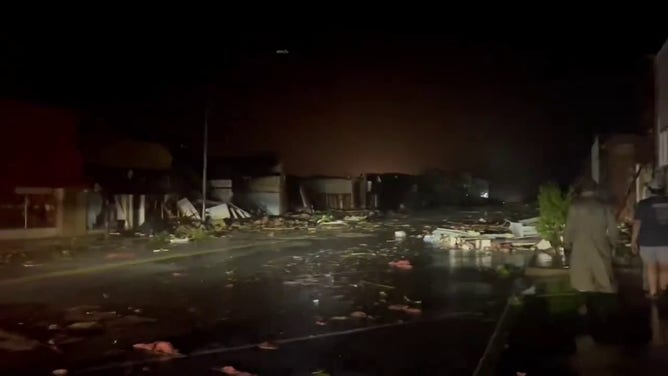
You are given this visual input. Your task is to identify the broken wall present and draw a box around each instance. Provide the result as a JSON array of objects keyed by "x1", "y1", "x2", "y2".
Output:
[
  {"x1": 234, "y1": 176, "x2": 286, "y2": 216},
  {"x1": 303, "y1": 178, "x2": 355, "y2": 210}
]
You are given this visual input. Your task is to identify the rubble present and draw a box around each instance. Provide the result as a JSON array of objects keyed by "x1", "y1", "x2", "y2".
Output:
[
  {"x1": 388, "y1": 260, "x2": 413, "y2": 270},
  {"x1": 509, "y1": 217, "x2": 539, "y2": 238},
  {"x1": 67, "y1": 321, "x2": 103, "y2": 331},
  {"x1": 350, "y1": 311, "x2": 368, "y2": 319},
  {"x1": 0, "y1": 329, "x2": 41, "y2": 351},
  {"x1": 218, "y1": 366, "x2": 256, "y2": 376},
  {"x1": 133, "y1": 341, "x2": 180, "y2": 356},
  {"x1": 422, "y1": 216, "x2": 549, "y2": 252}
]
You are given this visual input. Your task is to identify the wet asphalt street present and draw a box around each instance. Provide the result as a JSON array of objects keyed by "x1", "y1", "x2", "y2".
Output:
[{"x1": 0, "y1": 220, "x2": 528, "y2": 375}]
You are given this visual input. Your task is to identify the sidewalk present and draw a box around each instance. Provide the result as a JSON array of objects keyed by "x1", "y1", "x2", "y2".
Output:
[{"x1": 498, "y1": 267, "x2": 668, "y2": 375}]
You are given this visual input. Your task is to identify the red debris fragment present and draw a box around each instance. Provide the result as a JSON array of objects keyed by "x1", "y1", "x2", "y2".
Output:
[
  {"x1": 132, "y1": 341, "x2": 179, "y2": 356},
  {"x1": 388, "y1": 304, "x2": 409, "y2": 311},
  {"x1": 388, "y1": 260, "x2": 413, "y2": 270},
  {"x1": 403, "y1": 307, "x2": 422, "y2": 315},
  {"x1": 219, "y1": 366, "x2": 256, "y2": 376}
]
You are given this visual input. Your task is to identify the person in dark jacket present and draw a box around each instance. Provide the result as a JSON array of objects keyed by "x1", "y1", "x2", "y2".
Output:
[{"x1": 632, "y1": 176, "x2": 668, "y2": 299}]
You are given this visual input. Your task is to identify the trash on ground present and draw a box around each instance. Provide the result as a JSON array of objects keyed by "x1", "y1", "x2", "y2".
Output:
[
  {"x1": 521, "y1": 286, "x2": 536, "y2": 295},
  {"x1": 0, "y1": 329, "x2": 41, "y2": 351},
  {"x1": 152, "y1": 248, "x2": 169, "y2": 253},
  {"x1": 107, "y1": 315, "x2": 157, "y2": 326},
  {"x1": 169, "y1": 238, "x2": 190, "y2": 244},
  {"x1": 177, "y1": 198, "x2": 201, "y2": 220},
  {"x1": 535, "y1": 252, "x2": 553, "y2": 267},
  {"x1": 133, "y1": 341, "x2": 180, "y2": 356},
  {"x1": 207, "y1": 203, "x2": 252, "y2": 220},
  {"x1": 403, "y1": 307, "x2": 422, "y2": 315},
  {"x1": 343, "y1": 215, "x2": 367, "y2": 222},
  {"x1": 509, "y1": 217, "x2": 539, "y2": 238},
  {"x1": 403, "y1": 296, "x2": 422, "y2": 305},
  {"x1": 257, "y1": 340, "x2": 279, "y2": 350},
  {"x1": 105, "y1": 252, "x2": 136, "y2": 260},
  {"x1": 217, "y1": 366, "x2": 256, "y2": 376},
  {"x1": 394, "y1": 230, "x2": 407, "y2": 240},
  {"x1": 388, "y1": 260, "x2": 413, "y2": 270},
  {"x1": 534, "y1": 239, "x2": 552, "y2": 251},
  {"x1": 350, "y1": 311, "x2": 368, "y2": 319},
  {"x1": 67, "y1": 321, "x2": 103, "y2": 331},
  {"x1": 65, "y1": 307, "x2": 117, "y2": 322},
  {"x1": 388, "y1": 304, "x2": 409, "y2": 311}
]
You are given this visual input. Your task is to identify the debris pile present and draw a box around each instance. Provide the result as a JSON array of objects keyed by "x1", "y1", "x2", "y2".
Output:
[{"x1": 423, "y1": 216, "x2": 549, "y2": 252}]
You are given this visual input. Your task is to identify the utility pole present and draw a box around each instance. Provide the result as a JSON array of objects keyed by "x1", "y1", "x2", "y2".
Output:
[{"x1": 201, "y1": 103, "x2": 209, "y2": 222}]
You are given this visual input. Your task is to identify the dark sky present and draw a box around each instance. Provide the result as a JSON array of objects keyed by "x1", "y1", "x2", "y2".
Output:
[{"x1": 1, "y1": 21, "x2": 666, "y2": 199}]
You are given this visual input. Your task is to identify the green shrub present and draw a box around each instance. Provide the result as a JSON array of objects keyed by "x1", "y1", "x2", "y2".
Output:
[{"x1": 537, "y1": 183, "x2": 572, "y2": 249}]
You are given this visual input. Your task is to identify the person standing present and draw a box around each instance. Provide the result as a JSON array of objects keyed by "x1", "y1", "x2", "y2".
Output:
[
  {"x1": 632, "y1": 177, "x2": 668, "y2": 299},
  {"x1": 564, "y1": 180, "x2": 618, "y2": 293}
]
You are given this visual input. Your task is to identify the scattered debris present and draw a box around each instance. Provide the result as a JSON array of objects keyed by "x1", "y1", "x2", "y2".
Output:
[
  {"x1": 257, "y1": 340, "x2": 279, "y2": 350},
  {"x1": 0, "y1": 329, "x2": 40, "y2": 351},
  {"x1": 403, "y1": 307, "x2": 422, "y2": 315},
  {"x1": 152, "y1": 248, "x2": 169, "y2": 253},
  {"x1": 535, "y1": 252, "x2": 553, "y2": 267},
  {"x1": 343, "y1": 215, "x2": 367, "y2": 222},
  {"x1": 169, "y1": 238, "x2": 190, "y2": 245},
  {"x1": 177, "y1": 198, "x2": 201, "y2": 220},
  {"x1": 133, "y1": 341, "x2": 180, "y2": 356},
  {"x1": 388, "y1": 304, "x2": 409, "y2": 311},
  {"x1": 107, "y1": 315, "x2": 157, "y2": 326},
  {"x1": 521, "y1": 286, "x2": 536, "y2": 296},
  {"x1": 388, "y1": 260, "x2": 413, "y2": 270},
  {"x1": 105, "y1": 252, "x2": 136, "y2": 260},
  {"x1": 509, "y1": 217, "x2": 539, "y2": 238},
  {"x1": 350, "y1": 311, "x2": 368, "y2": 319},
  {"x1": 534, "y1": 239, "x2": 552, "y2": 251},
  {"x1": 208, "y1": 203, "x2": 252, "y2": 220},
  {"x1": 65, "y1": 307, "x2": 117, "y2": 322},
  {"x1": 67, "y1": 321, "x2": 102, "y2": 331},
  {"x1": 394, "y1": 230, "x2": 407, "y2": 240},
  {"x1": 217, "y1": 366, "x2": 256, "y2": 376}
]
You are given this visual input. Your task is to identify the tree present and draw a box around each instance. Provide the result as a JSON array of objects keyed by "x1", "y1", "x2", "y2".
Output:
[{"x1": 537, "y1": 183, "x2": 573, "y2": 251}]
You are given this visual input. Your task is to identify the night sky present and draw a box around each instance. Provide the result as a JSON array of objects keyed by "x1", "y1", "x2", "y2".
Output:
[{"x1": 1, "y1": 21, "x2": 666, "y2": 199}]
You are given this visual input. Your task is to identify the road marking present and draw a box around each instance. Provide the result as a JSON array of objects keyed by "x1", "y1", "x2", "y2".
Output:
[
  {"x1": 473, "y1": 296, "x2": 515, "y2": 376},
  {"x1": 79, "y1": 311, "x2": 481, "y2": 374},
  {"x1": 0, "y1": 240, "x2": 290, "y2": 286}
]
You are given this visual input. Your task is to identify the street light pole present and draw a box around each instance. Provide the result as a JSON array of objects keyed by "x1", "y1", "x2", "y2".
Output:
[{"x1": 201, "y1": 103, "x2": 209, "y2": 222}]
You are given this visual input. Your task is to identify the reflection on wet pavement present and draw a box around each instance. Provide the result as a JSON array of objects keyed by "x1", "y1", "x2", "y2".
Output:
[{"x1": 0, "y1": 228, "x2": 528, "y2": 374}]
